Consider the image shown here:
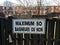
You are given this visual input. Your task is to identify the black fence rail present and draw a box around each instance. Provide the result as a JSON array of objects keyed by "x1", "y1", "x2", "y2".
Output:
[{"x1": 0, "y1": 16, "x2": 60, "y2": 45}]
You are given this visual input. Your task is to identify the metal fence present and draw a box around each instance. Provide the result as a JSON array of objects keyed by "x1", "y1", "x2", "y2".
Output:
[{"x1": 0, "y1": 16, "x2": 60, "y2": 45}]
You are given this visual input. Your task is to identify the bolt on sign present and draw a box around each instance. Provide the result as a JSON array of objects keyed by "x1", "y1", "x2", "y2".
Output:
[{"x1": 12, "y1": 19, "x2": 46, "y2": 34}]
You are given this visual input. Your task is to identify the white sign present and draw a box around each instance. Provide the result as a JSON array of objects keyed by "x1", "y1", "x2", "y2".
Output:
[{"x1": 13, "y1": 19, "x2": 46, "y2": 34}]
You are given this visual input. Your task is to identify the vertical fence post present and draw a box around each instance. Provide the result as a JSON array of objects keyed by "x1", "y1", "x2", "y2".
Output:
[
  {"x1": 0, "y1": 18, "x2": 5, "y2": 45},
  {"x1": 46, "y1": 20, "x2": 49, "y2": 45},
  {"x1": 53, "y1": 21, "x2": 56, "y2": 45},
  {"x1": 5, "y1": 18, "x2": 9, "y2": 45},
  {"x1": 16, "y1": 33, "x2": 18, "y2": 45},
  {"x1": 55, "y1": 19, "x2": 60, "y2": 45},
  {"x1": 29, "y1": 34, "x2": 31, "y2": 45},
  {"x1": 23, "y1": 34, "x2": 24, "y2": 45}
]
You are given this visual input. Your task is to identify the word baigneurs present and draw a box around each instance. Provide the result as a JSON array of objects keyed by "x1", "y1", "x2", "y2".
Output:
[{"x1": 15, "y1": 27, "x2": 43, "y2": 32}]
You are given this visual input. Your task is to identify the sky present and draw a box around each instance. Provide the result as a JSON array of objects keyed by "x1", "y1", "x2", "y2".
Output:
[
  {"x1": 0, "y1": 0, "x2": 60, "y2": 6},
  {"x1": 0, "y1": 0, "x2": 18, "y2": 4},
  {"x1": 0, "y1": 0, "x2": 19, "y2": 6}
]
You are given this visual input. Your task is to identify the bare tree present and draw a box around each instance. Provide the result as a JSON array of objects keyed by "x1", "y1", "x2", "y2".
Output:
[
  {"x1": 16, "y1": 0, "x2": 33, "y2": 7},
  {"x1": 53, "y1": 0, "x2": 60, "y2": 6},
  {"x1": 16, "y1": 0, "x2": 48, "y2": 15},
  {"x1": 16, "y1": 0, "x2": 36, "y2": 15},
  {"x1": 37, "y1": 0, "x2": 47, "y2": 15}
]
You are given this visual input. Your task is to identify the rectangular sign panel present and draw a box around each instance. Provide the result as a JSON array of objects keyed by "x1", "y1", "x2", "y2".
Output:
[{"x1": 12, "y1": 19, "x2": 46, "y2": 34}]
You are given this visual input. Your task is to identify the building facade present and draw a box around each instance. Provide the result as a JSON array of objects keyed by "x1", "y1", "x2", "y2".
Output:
[
  {"x1": 0, "y1": 6, "x2": 60, "y2": 15},
  {"x1": 15, "y1": 6, "x2": 60, "y2": 15}
]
